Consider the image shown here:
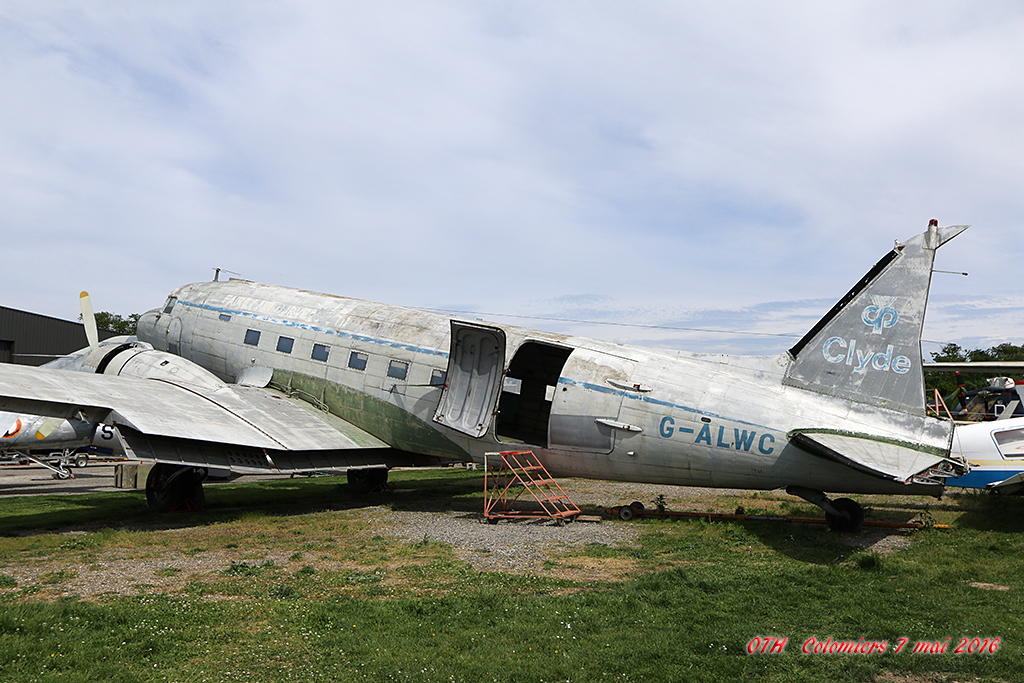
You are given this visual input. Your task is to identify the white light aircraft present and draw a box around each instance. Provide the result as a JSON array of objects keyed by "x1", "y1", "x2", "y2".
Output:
[
  {"x1": 0, "y1": 221, "x2": 975, "y2": 531},
  {"x1": 949, "y1": 417, "x2": 1024, "y2": 494}
]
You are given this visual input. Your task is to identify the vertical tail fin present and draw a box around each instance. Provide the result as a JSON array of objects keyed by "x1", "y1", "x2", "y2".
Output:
[{"x1": 784, "y1": 221, "x2": 969, "y2": 415}]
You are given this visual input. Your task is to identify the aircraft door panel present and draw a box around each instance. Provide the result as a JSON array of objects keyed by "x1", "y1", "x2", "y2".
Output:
[
  {"x1": 549, "y1": 414, "x2": 616, "y2": 452},
  {"x1": 166, "y1": 318, "x2": 182, "y2": 356},
  {"x1": 548, "y1": 350, "x2": 636, "y2": 453},
  {"x1": 433, "y1": 322, "x2": 506, "y2": 438}
]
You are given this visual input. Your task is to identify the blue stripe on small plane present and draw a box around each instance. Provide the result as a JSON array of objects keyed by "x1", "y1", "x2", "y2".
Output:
[
  {"x1": 178, "y1": 300, "x2": 450, "y2": 359},
  {"x1": 948, "y1": 469, "x2": 1019, "y2": 489}
]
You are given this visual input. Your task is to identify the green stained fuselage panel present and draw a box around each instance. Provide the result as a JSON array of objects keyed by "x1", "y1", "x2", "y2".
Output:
[{"x1": 270, "y1": 369, "x2": 467, "y2": 459}]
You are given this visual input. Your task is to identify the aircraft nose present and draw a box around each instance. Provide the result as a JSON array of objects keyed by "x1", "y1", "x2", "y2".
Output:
[{"x1": 136, "y1": 308, "x2": 161, "y2": 342}]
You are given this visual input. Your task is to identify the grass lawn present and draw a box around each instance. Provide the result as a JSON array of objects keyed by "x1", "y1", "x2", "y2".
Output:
[{"x1": 0, "y1": 468, "x2": 1022, "y2": 682}]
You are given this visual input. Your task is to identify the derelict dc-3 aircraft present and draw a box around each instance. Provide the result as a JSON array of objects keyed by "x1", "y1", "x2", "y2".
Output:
[{"x1": 0, "y1": 221, "x2": 979, "y2": 531}]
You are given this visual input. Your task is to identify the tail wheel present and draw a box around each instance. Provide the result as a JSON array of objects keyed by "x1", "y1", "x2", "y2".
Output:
[{"x1": 825, "y1": 497, "x2": 865, "y2": 533}]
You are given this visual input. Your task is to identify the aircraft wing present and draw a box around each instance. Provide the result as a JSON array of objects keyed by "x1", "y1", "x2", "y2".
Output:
[
  {"x1": 0, "y1": 363, "x2": 390, "y2": 464},
  {"x1": 790, "y1": 428, "x2": 960, "y2": 484},
  {"x1": 924, "y1": 362, "x2": 1024, "y2": 374}
]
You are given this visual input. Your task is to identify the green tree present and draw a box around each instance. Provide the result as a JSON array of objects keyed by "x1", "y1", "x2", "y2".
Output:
[{"x1": 92, "y1": 312, "x2": 142, "y2": 336}]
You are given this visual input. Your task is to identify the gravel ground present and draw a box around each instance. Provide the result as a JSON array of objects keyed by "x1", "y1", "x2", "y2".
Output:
[{"x1": 371, "y1": 508, "x2": 641, "y2": 573}]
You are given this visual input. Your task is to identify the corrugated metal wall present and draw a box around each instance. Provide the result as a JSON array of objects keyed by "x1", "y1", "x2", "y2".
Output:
[{"x1": 0, "y1": 307, "x2": 116, "y2": 366}]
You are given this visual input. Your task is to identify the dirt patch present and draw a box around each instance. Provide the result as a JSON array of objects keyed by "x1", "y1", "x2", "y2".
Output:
[{"x1": 969, "y1": 582, "x2": 1010, "y2": 591}]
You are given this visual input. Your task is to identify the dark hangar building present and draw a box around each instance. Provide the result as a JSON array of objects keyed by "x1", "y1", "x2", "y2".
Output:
[{"x1": 0, "y1": 306, "x2": 116, "y2": 366}]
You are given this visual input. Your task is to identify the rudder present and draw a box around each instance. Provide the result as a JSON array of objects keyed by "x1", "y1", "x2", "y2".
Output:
[{"x1": 784, "y1": 221, "x2": 968, "y2": 415}]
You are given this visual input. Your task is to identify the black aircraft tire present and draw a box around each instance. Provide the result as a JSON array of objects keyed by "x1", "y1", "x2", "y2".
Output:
[
  {"x1": 825, "y1": 498, "x2": 865, "y2": 533},
  {"x1": 147, "y1": 463, "x2": 198, "y2": 513},
  {"x1": 347, "y1": 468, "x2": 389, "y2": 494}
]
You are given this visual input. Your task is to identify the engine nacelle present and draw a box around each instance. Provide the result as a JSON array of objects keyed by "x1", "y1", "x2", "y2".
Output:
[{"x1": 84, "y1": 341, "x2": 225, "y2": 391}]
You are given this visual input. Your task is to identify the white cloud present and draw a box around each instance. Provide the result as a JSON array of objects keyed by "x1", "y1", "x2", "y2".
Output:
[{"x1": 1, "y1": 1, "x2": 1020, "y2": 354}]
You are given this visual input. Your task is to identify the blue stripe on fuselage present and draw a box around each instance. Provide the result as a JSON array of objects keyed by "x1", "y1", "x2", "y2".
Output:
[
  {"x1": 177, "y1": 299, "x2": 449, "y2": 359},
  {"x1": 556, "y1": 377, "x2": 771, "y2": 430},
  {"x1": 180, "y1": 296, "x2": 771, "y2": 431}
]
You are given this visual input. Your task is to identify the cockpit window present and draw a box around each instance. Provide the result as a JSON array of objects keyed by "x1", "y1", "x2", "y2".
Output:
[
  {"x1": 163, "y1": 297, "x2": 177, "y2": 314},
  {"x1": 995, "y1": 428, "x2": 1024, "y2": 458}
]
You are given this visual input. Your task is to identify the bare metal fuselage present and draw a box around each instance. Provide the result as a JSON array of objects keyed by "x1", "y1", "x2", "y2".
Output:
[{"x1": 136, "y1": 279, "x2": 941, "y2": 496}]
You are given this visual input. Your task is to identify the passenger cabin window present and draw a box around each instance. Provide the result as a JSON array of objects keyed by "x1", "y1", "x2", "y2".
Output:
[
  {"x1": 348, "y1": 351, "x2": 368, "y2": 371},
  {"x1": 219, "y1": 313, "x2": 231, "y2": 322},
  {"x1": 387, "y1": 360, "x2": 409, "y2": 380},
  {"x1": 430, "y1": 369, "x2": 446, "y2": 386},
  {"x1": 311, "y1": 343, "x2": 329, "y2": 362},
  {"x1": 277, "y1": 336, "x2": 294, "y2": 354},
  {"x1": 162, "y1": 297, "x2": 177, "y2": 314},
  {"x1": 244, "y1": 329, "x2": 261, "y2": 346}
]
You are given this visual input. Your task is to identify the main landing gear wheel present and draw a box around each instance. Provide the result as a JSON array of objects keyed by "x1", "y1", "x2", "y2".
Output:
[
  {"x1": 825, "y1": 497, "x2": 865, "y2": 533},
  {"x1": 785, "y1": 486, "x2": 865, "y2": 534},
  {"x1": 146, "y1": 464, "x2": 206, "y2": 513},
  {"x1": 346, "y1": 467, "x2": 390, "y2": 494}
]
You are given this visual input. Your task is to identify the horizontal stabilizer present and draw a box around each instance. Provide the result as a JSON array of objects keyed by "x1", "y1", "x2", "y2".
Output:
[
  {"x1": 987, "y1": 472, "x2": 1024, "y2": 495},
  {"x1": 790, "y1": 429, "x2": 963, "y2": 483},
  {"x1": 924, "y1": 362, "x2": 1024, "y2": 374}
]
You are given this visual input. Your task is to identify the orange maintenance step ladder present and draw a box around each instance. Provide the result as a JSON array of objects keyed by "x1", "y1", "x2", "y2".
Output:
[{"x1": 483, "y1": 450, "x2": 581, "y2": 525}]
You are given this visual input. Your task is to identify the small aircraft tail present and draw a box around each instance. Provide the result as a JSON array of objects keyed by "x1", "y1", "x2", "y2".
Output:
[{"x1": 784, "y1": 221, "x2": 968, "y2": 415}]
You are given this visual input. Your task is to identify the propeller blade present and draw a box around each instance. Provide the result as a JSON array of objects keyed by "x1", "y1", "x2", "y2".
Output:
[{"x1": 80, "y1": 291, "x2": 99, "y2": 353}]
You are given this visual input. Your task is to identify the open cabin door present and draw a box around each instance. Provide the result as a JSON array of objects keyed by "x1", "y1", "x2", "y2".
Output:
[{"x1": 433, "y1": 321, "x2": 506, "y2": 438}]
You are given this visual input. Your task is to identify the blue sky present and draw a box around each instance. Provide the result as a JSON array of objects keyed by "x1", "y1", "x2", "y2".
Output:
[{"x1": 2, "y1": 2, "x2": 1021, "y2": 357}]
